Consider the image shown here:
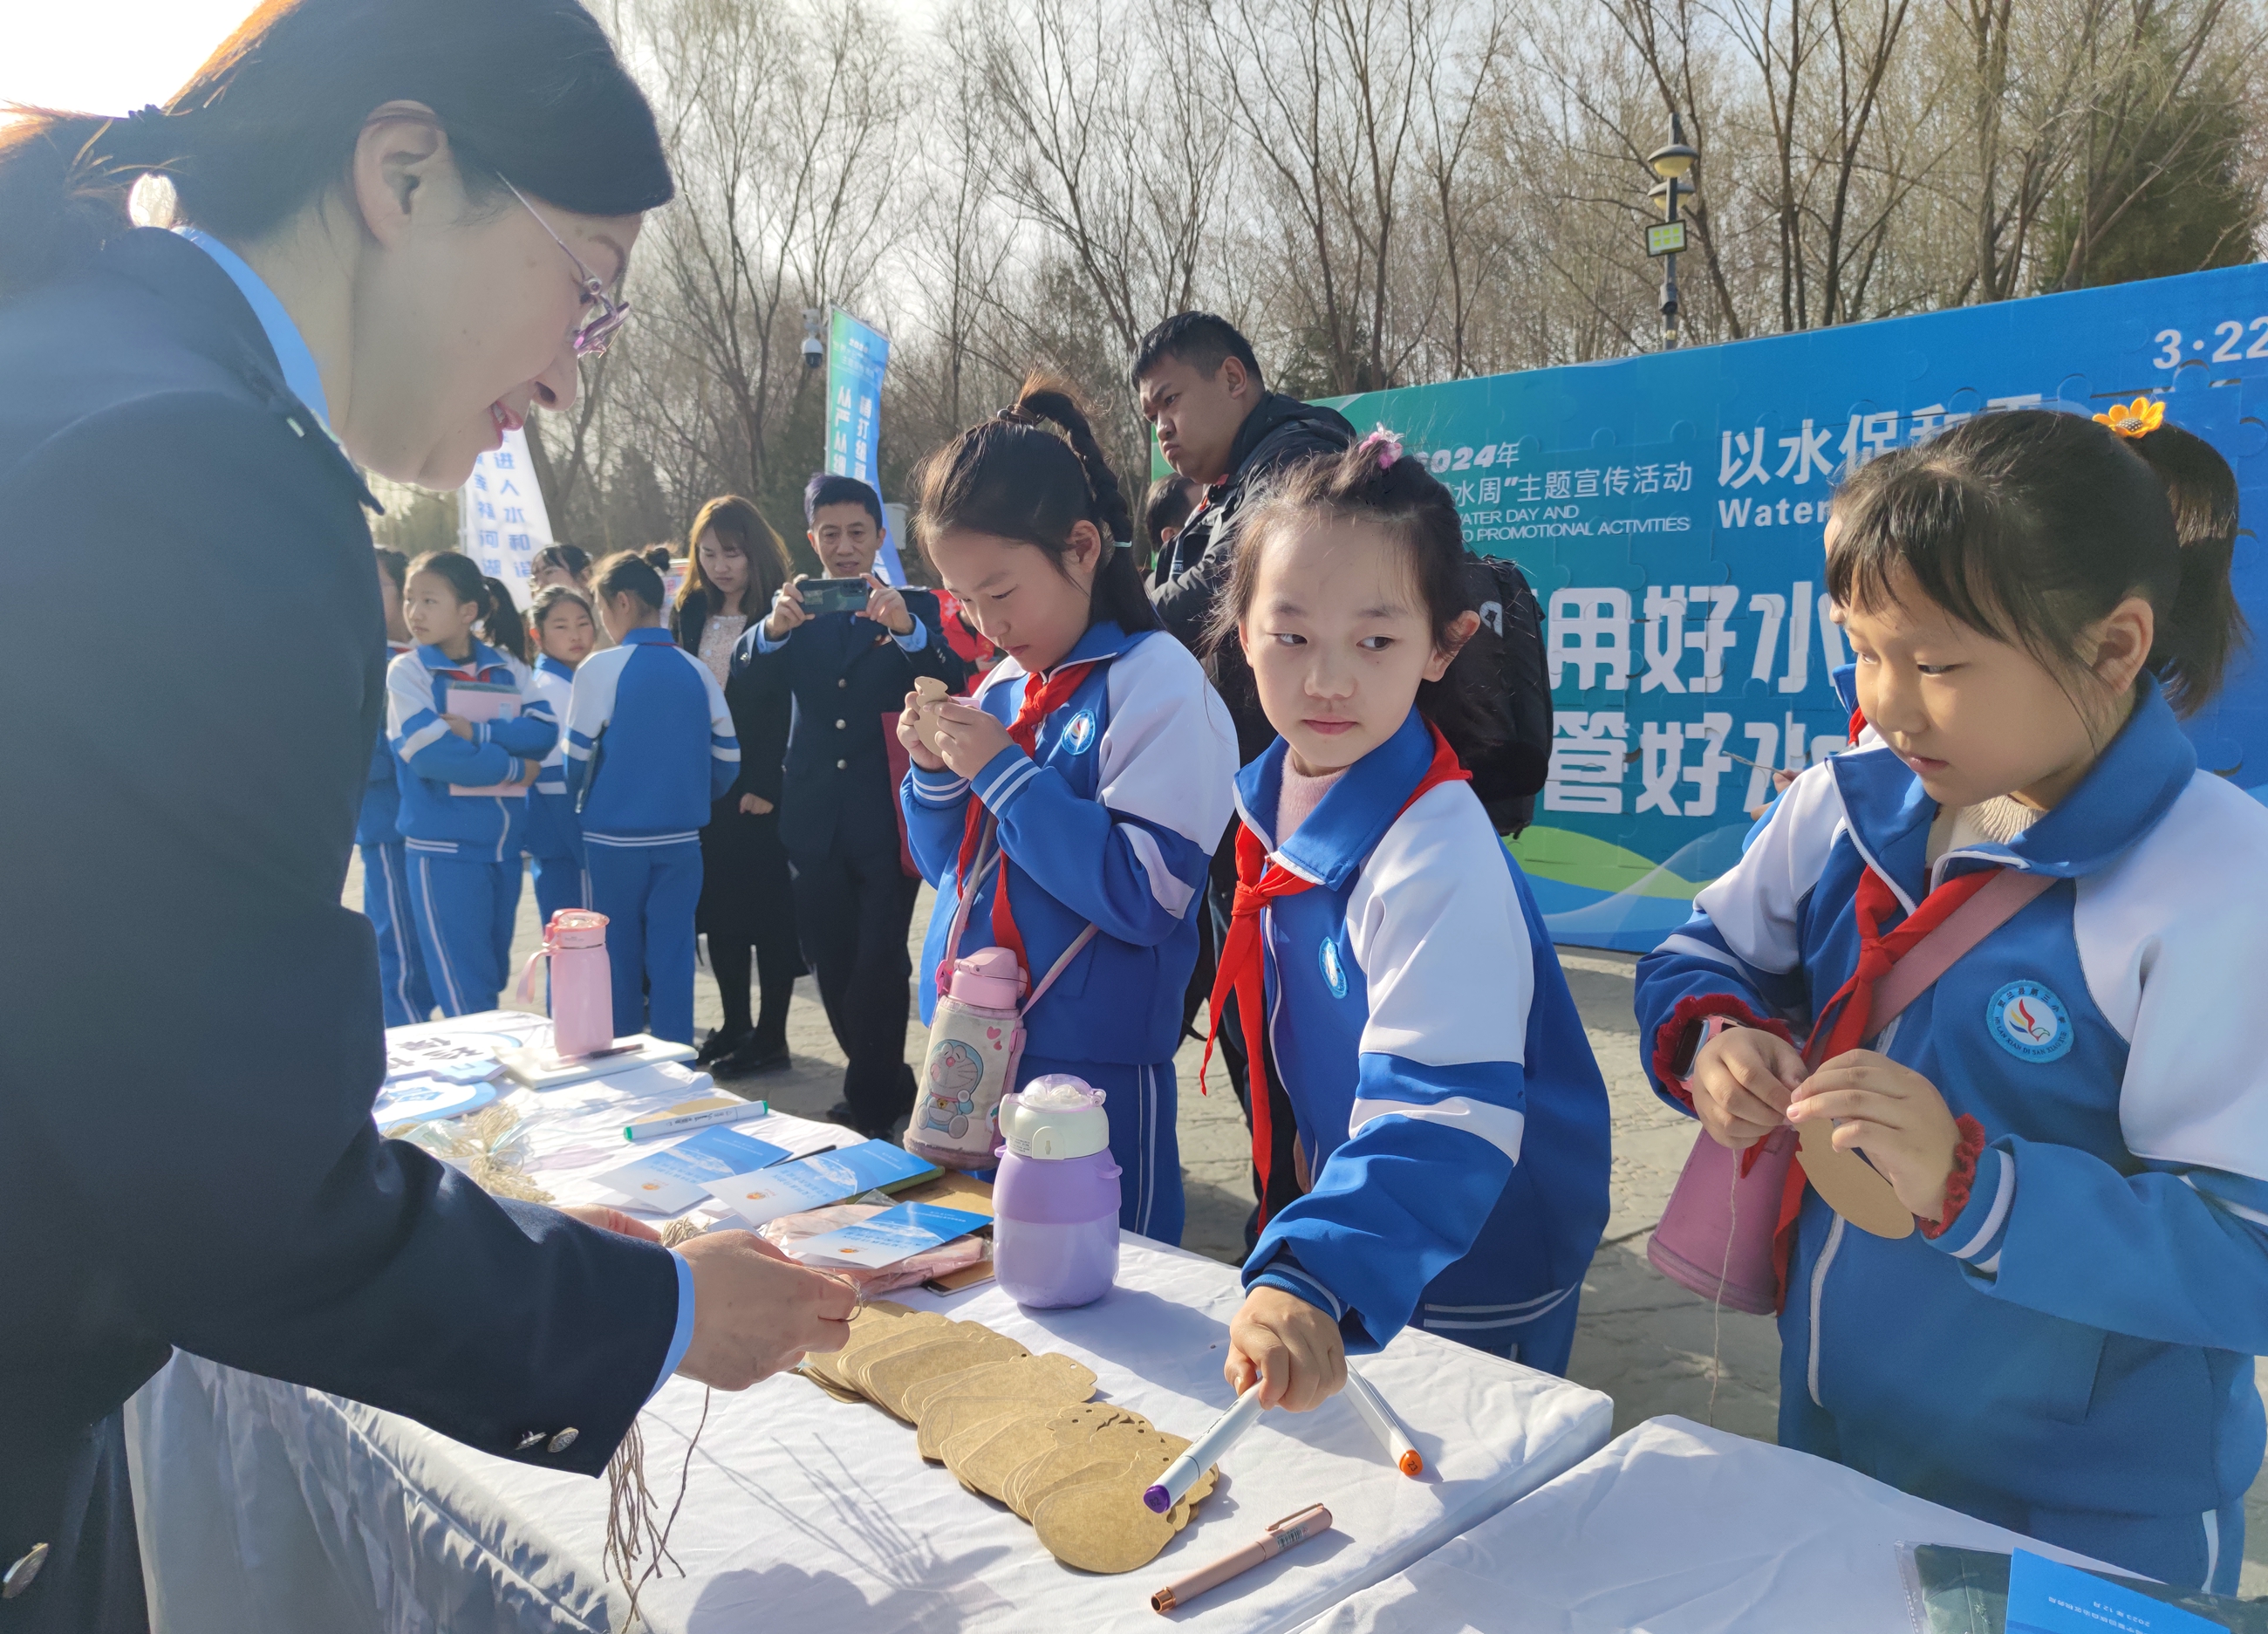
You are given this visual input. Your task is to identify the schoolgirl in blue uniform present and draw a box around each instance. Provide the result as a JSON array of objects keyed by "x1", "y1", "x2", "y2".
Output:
[
  {"x1": 361, "y1": 546, "x2": 434, "y2": 1025},
  {"x1": 1195, "y1": 434, "x2": 1609, "y2": 1413},
  {"x1": 1636, "y1": 408, "x2": 2267, "y2": 1593},
  {"x1": 523, "y1": 584, "x2": 595, "y2": 926},
  {"x1": 566, "y1": 551, "x2": 740, "y2": 1044},
  {"x1": 898, "y1": 382, "x2": 1239, "y2": 1244},
  {"x1": 387, "y1": 550, "x2": 556, "y2": 1015}
]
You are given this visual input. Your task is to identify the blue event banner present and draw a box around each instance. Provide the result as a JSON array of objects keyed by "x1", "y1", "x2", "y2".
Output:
[
  {"x1": 1325, "y1": 264, "x2": 2268, "y2": 950},
  {"x1": 825, "y1": 305, "x2": 906, "y2": 585}
]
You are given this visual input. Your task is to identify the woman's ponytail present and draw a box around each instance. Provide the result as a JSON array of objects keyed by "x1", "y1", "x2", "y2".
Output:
[{"x1": 0, "y1": 109, "x2": 181, "y2": 301}]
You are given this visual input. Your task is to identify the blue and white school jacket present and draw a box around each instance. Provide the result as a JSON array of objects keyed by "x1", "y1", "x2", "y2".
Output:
[
  {"x1": 358, "y1": 643, "x2": 415, "y2": 847},
  {"x1": 902, "y1": 620, "x2": 1238, "y2": 1065},
  {"x1": 522, "y1": 654, "x2": 584, "y2": 865},
  {"x1": 386, "y1": 639, "x2": 557, "y2": 860},
  {"x1": 564, "y1": 626, "x2": 739, "y2": 844},
  {"x1": 1634, "y1": 684, "x2": 2268, "y2": 1523},
  {"x1": 1238, "y1": 708, "x2": 1612, "y2": 1350}
]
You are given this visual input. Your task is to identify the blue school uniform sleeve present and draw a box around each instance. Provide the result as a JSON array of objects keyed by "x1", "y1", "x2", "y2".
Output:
[
  {"x1": 1245, "y1": 787, "x2": 1532, "y2": 1349},
  {"x1": 387, "y1": 655, "x2": 516, "y2": 786},
  {"x1": 562, "y1": 647, "x2": 628, "y2": 803},
  {"x1": 971, "y1": 635, "x2": 1237, "y2": 947},
  {"x1": 693, "y1": 653, "x2": 741, "y2": 802},
  {"x1": 1916, "y1": 778, "x2": 2268, "y2": 1354},
  {"x1": 1632, "y1": 759, "x2": 1842, "y2": 1106},
  {"x1": 903, "y1": 762, "x2": 974, "y2": 885},
  {"x1": 482, "y1": 687, "x2": 557, "y2": 761}
]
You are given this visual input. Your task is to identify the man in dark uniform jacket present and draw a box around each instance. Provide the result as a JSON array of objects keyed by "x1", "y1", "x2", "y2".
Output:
[{"x1": 734, "y1": 475, "x2": 965, "y2": 1138}]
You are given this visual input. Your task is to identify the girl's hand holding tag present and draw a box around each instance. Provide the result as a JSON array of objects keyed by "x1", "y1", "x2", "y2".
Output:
[
  {"x1": 1786, "y1": 1049, "x2": 1961, "y2": 1220},
  {"x1": 1688, "y1": 1024, "x2": 1807, "y2": 1150},
  {"x1": 927, "y1": 698, "x2": 1014, "y2": 780}
]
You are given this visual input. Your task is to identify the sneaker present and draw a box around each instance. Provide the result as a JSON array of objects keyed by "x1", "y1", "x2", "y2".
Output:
[
  {"x1": 715, "y1": 1038, "x2": 791, "y2": 1078},
  {"x1": 695, "y1": 1024, "x2": 752, "y2": 1067}
]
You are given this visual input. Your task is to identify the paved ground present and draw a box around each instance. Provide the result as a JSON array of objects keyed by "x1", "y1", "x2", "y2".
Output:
[{"x1": 348, "y1": 858, "x2": 2266, "y2": 1591}]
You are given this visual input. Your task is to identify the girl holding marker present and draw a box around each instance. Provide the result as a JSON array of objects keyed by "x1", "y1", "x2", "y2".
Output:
[
  {"x1": 566, "y1": 550, "x2": 740, "y2": 1044},
  {"x1": 1636, "y1": 407, "x2": 2265, "y2": 1593},
  {"x1": 1205, "y1": 433, "x2": 1611, "y2": 1410},
  {"x1": 523, "y1": 584, "x2": 596, "y2": 926},
  {"x1": 388, "y1": 550, "x2": 556, "y2": 1015},
  {"x1": 897, "y1": 379, "x2": 1240, "y2": 1244}
]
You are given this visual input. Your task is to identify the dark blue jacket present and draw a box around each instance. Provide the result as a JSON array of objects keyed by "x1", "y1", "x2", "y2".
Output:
[
  {"x1": 734, "y1": 595, "x2": 964, "y2": 865},
  {"x1": 0, "y1": 229, "x2": 677, "y2": 1620}
]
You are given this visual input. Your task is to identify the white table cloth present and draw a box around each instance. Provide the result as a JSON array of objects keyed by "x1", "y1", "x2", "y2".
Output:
[
  {"x1": 1290, "y1": 1416, "x2": 2117, "y2": 1634},
  {"x1": 127, "y1": 1014, "x2": 1615, "y2": 1633}
]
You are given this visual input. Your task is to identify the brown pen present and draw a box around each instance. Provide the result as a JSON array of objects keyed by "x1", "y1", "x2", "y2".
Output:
[{"x1": 1151, "y1": 1503, "x2": 1333, "y2": 1614}]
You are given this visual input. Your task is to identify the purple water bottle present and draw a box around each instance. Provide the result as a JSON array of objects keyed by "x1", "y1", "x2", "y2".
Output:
[{"x1": 991, "y1": 1075, "x2": 1121, "y2": 1309}]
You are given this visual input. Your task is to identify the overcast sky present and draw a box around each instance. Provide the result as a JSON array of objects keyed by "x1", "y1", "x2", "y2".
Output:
[{"x1": 6, "y1": 0, "x2": 944, "y2": 117}]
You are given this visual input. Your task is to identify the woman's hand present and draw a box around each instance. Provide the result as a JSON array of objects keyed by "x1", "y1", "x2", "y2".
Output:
[
  {"x1": 861, "y1": 575, "x2": 914, "y2": 637},
  {"x1": 675, "y1": 1228, "x2": 858, "y2": 1389},
  {"x1": 898, "y1": 690, "x2": 947, "y2": 772},
  {"x1": 1687, "y1": 1024, "x2": 1807, "y2": 1150},
  {"x1": 762, "y1": 577, "x2": 810, "y2": 642},
  {"x1": 738, "y1": 792, "x2": 775, "y2": 815},
  {"x1": 1226, "y1": 1286, "x2": 1347, "y2": 1411},
  {"x1": 441, "y1": 713, "x2": 475, "y2": 742},
  {"x1": 928, "y1": 699, "x2": 1014, "y2": 779},
  {"x1": 1787, "y1": 1049, "x2": 1962, "y2": 1220}
]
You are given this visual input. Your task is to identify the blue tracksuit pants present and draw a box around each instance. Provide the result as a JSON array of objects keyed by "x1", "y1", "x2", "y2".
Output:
[
  {"x1": 530, "y1": 852, "x2": 591, "y2": 931},
  {"x1": 406, "y1": 851, "x2": 522, "y2": 1017},
  {"x1": 1016, "y1": 1052, "x2": 1183, "y2": 1247},
  {"x1": 359, "y1": 839, "x2": 434, "y2": 1027},
  {"x1": 584, "y1": 838, "x2": 702, "y2": 1045}
]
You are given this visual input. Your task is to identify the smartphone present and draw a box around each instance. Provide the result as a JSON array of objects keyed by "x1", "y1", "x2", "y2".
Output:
[{"x1": 799, "y1": 577, "x2": 871, "y2": 617}]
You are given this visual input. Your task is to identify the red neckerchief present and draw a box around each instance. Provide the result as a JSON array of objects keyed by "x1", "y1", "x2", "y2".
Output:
[
  {"x1": 947, "y1": 658, "x2": 1102, "y2": 985},
  {"x1": 1758, "y1": 862, "x2": 2002, "y2": 1307},
  {"x1": 1201, "y1": 723, "x2": 1472, "y2": 1228},
  {"x1": 1848, "y1": 701, "x2": 1868, "y2": 743}
]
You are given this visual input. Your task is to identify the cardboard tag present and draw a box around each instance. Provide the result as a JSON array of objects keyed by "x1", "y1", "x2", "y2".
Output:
[{"x1": 1796, "y1": 1118, "x2": 1916, "y2": 1239}]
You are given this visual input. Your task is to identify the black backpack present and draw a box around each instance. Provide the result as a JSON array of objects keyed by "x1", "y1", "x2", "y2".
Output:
[{"x1": 1457, "y1": 555, "x2": 1554, "y2": 836}]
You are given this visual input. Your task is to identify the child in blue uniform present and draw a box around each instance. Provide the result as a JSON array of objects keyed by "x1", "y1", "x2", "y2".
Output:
[
  {"x1": 898, "y1": 381, "x2": 1239, "y2": 1244},
  {"x1": 1636, "y1": 408, "x2": 2265, "y2": 1593},
  {"x1": 523, "y1": 585, "x2": 595, "y2": 927},
  {"x1": 1201, "y1": 434, "x2": 1610, "y2": 1412},
  {"x1": 567, "y1": 552, "x2": 740, "y2": 1044},
  {"x1": 361, "y1": 546, "x2": 434, "y2": 1025},
  {"x1": 387, "y1": 551, "x2": 556, "y2": 1015}
]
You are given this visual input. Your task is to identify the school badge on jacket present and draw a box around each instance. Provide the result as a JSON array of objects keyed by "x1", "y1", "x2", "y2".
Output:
[{"x1": 1986, "y1": 980, "x2": 2071, "y2": 1062}]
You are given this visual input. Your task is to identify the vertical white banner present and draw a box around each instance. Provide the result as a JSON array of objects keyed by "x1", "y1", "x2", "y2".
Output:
[{"x1": 457, "y1": 426, "x2": 553, "y2": 610}]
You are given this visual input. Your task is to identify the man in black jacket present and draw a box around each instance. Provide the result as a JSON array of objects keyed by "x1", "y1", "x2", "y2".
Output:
[
  {"x1": 735, "y1": 475, "x2": 965, "y2": 1138},
  {"x1": 1136, "y1": 313, "x2": 1356, "y2": 1243}
]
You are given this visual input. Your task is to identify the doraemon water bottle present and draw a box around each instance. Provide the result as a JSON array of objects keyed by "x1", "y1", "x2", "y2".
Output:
[{"x1": 991, "y1": 1075, "x2": 1121, "y2": 1308}]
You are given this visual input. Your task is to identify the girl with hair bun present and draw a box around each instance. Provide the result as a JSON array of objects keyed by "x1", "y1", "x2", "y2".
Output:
[
  {"x1": 897, "y1": 377, "x2": 1240, "y2": 1243},
  {"x1": 1637, "y1": 407, "x2": 2265, "y2": 1591},
  {"x1": 1201, "y1": 432, "x2": 1609, "y2": 1412}
]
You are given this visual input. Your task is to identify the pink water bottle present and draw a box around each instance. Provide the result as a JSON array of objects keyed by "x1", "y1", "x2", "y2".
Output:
[
  {"x1": 516, "y1": 909, "x2": 614, "y2": 1058},
  {"x1": 906, "y1": 947, "x2": 1028, "y2": 1170}
]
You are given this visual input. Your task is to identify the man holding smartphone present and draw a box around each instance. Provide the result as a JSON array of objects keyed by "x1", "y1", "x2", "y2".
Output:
[{"x1": 734, "y1": 475, "x2": 964, "y2": 1137}]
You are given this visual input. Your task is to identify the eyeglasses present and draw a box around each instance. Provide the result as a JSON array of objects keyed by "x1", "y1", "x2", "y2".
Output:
[{"x1": 502, "y1": 178, "x2": 631, "y2": 359}]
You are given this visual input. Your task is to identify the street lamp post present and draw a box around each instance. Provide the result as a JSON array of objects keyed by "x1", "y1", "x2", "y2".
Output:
[{"x1": 1644, "y1": 115, "x2": 1699, "y2": 351}]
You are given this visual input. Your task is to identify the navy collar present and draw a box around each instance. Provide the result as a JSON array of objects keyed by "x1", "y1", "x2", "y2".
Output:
[
  {"x1": 620, "y1": 626, "x2": 673, "y2": 646},
  {"x1": 984, "y1": 620, "x2": 1144, "y2": 695},
  {"x1": 1233, "y1": 707, "x2": 1436, "y2": 890},
  {"x1": 174, "y1": 228, "x2": 331, "y2": 433},
  {"x1": 1830, "y1": 683, "x2": 2198, "y2": 912}
]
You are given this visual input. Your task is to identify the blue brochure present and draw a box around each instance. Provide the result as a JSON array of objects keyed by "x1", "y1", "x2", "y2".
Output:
[
  {"x1": 597, "y1": 1125, "x2": 790, "y2": 1214},
  {"x1": 796, "y1": 1202, "x2": 994, "y2": 1268},
  {"x1": 703, "y1": 1138, "x2": 939, "y2": 1226},
  {"x1": 2007, "y1": 1551, "x2": 2219, "y2": 1634}
]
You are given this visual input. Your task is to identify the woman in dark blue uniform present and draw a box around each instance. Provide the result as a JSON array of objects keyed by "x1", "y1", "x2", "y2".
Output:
[{"x1": 0, "y1": 5, "x2": 850, "y2": 1629}]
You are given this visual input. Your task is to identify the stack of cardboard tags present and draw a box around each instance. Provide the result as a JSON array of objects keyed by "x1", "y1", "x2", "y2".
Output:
[{"x1": 800, "y1": 1301, "x2": 1218, "y2": 1573}]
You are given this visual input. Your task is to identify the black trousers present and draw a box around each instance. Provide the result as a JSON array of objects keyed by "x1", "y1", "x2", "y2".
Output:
[
  {"x1": 791, "y1": 842, "x2": 920, "y2": 1134},
  {"x1": 697, "y1": 803, "x2": 803, "y2": 1050},
  {"x1": 1, "y1": 1409, "x2": 147, "y2": 1634}
]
